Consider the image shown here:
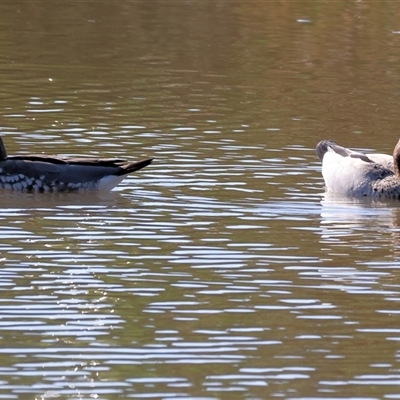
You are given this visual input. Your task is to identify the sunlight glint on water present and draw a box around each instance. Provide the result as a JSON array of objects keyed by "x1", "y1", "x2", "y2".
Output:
[{"x1": 0, "y1": 1, "x2": 400, "y2": 399}]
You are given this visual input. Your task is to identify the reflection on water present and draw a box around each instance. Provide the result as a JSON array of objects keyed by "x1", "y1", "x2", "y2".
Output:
[
  {"x1": 2, "y1": 186, "x2": 400, "y2": 398},
  {"x1": 1, "y1": 1, "x2": 400, "y2": 399},
  {"x1": 320, "y1": 193, "x2": 400, "y2": 258}
]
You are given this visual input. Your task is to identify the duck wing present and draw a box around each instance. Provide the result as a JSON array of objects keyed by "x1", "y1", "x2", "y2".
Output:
[
  {"x1": 316, "y1": 139, "x2": 394, "y2": 168},
  {"x1": 7, "y1": 154, "x2": 153, "y2": 174},
  {"x1": 316, "y1": 139, "x2": 375, "y2": 162},
  {"x1": 0, "y1": 155, "x2": 153, "y2": 192}
]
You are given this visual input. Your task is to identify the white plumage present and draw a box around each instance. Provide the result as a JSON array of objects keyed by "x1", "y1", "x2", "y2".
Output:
[{"x1": 316, "y1": 139, "x2": 400, "y2": 198}]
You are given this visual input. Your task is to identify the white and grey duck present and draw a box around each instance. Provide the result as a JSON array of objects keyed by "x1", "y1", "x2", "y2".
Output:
[
  {"x1": 316, "y1": 139, "x2": 400, "y2": 198},
  {"x1": 0, "y1": 136, "x2": 153, "y2": 192}
]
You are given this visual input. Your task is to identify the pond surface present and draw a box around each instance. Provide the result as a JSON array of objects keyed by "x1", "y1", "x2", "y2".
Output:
[{"x1": 1, "y1": 1, "x2": 400, "y2": 399}]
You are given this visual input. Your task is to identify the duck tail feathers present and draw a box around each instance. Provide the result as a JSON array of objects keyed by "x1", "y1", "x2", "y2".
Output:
[
  {"x1": 118, "y1": 158, "x2": 153, "y2": 175},
  {"x1": 316, "y1": 140, "x2": 337, "y2": 161}
]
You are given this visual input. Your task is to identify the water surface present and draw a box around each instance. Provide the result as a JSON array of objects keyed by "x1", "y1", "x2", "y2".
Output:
[{"x1": 0, "y1": 1, "x2": 400, "y2": 399}]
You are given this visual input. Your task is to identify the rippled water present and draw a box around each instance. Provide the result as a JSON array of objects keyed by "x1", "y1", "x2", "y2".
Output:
[
  {"x1": 2, "y1": 148, "x2": 400, "y2": 399},
  {"x1": 1, "y1": 1, "x2": 400, "y2": 399}
]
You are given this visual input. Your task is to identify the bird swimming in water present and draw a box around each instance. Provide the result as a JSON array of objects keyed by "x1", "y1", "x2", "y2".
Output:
[
  {"x1": 0, "y1": 136, "x2": 153, "y2": 192},
  {"x1": 316, "y1": 139, "x2": 400, "y2": 198}
]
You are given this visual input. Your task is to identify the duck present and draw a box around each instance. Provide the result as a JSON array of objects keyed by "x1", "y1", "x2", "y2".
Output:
[
  {"x1": 316, "y1": 139, "x2": 400, "y2": 198},
  {"x1": 0, "y1": 136, "x2": 153, "y2": 192}
]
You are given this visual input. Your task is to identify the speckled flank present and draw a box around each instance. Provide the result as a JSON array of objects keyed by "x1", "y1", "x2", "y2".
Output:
[
  {"x1": 370, "y1": 175, "x2": 400, "y2": 199},
  {"x1": 0, "y1": 169, "x2": 98, "y2": 192}
]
